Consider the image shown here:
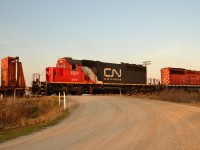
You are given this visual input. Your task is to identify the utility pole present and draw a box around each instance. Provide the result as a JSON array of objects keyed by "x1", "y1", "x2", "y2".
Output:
[{"x1": 143, "y1": 61, "x2": 151, "y2": 84}]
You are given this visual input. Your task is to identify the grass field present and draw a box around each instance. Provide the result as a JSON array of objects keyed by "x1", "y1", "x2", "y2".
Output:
[{"x1": 0, "y1": 96, "x2": 69, "y2": 142}]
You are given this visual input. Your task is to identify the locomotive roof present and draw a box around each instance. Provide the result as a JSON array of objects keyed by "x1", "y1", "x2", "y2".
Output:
[
  {"x1": 81, "y1": 59, "x2": 144, "y2": 67},
  {"x1": 161, "y1": 67, "x2": 187, "y2": 71},
  {"x1": 63, "y1": 57, "x2": 82, "y2": 65},
  {"x1": 162, "y1": 67, "x2": 200, "y2": 73},
  {"x1": 63, "y1": 57, "x2": 144, "y2": 68}
]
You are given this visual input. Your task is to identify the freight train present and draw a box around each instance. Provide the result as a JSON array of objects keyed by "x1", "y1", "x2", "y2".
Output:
[
  {"x1": 1, "y1": 56, "x2": 200, "y2": 97},
  {"x1": 32, "y1": 57, "x2": 158, "y2": 95},
  {"x1": 31, "y1": 57, "x2": 200, "y2": 95}
]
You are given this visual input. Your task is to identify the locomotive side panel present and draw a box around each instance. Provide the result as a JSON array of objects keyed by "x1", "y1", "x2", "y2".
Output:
[
  {"x1": 97, "y1": 62, "x2": 125, "y2": 84},
  {"x1": 124, "y1": 64, "x2": 146, "y2": 84},
  {"x1": 82, "y1": 60, "x2": 125, "y2": 84},
  {"x1": 82, "y1": 60, "x2": 146, "y2": 84},
  {"x1": 82, "y1": 60, "x2": 100, "y2": 83},
  {"x1": 170, "y1": 68, "x2": 185, "y2": 85},
  {"x1": 185, "y1": 70, "x2": 200, "y2": 85}
]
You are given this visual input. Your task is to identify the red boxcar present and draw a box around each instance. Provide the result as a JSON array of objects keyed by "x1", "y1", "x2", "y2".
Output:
[
  {"x1": 1, "y1": 56, "x2": 25, "y2": 88},
  {"x1": 161, "y1": 67, "x2": 200, "y2": 85}
]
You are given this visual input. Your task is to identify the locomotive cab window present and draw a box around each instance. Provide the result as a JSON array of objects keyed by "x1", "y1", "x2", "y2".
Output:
[{"x1": 72, "y1": 64, "x2": 77, "y2": 70}]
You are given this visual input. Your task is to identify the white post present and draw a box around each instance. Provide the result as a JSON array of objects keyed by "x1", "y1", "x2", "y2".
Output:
[
  {"x1": 14, "y1": 89, "x2": 16, "y2": 101},
  {"x1": 119, "y1": 88, "x2": 121, "y2": 97},
  {"x1": 64, "y1": 92, "x2": 66, "y2": 110},
  {"x1": 59, "y1": 92, "x2": 61, "y2": 106}
]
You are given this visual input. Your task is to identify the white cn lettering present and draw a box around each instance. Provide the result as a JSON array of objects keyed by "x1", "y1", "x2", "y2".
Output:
[{"x1": 104, "y1": 68, "x2": 121, "y2": 78}]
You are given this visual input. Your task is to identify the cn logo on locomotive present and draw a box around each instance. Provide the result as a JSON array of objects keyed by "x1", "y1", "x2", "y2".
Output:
[
  {"x1": 104, "y1": 68, "x2": 121, "y2": 78},
  {"x1": 70, "y1": 70, "x2": 79, "y2": 76}
]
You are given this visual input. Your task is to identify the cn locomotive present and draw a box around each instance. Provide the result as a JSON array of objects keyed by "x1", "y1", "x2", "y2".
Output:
[
  {"x1": 32, "y1": 57, "x2": 157, "y2": 95},
  {"x1": 161, "y1": 67, "x2": 200, "y2": 86}
]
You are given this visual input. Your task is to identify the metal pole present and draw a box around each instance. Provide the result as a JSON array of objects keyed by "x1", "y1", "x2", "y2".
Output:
[
  {"x1": 143, "y1": 61, "x2": 151, "y2": 84},
  {"x1": 59, "y1": 92, "x2": 61, "y2": 106},
  {"x1": 119, "y1": 88, "x2": 121, "y2": 97},
  {"x1": 64, "y1": 92, "x2": 66, "y2": 110}
]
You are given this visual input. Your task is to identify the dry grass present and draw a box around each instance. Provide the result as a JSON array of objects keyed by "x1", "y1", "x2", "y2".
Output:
[
  {"x1": 139, "y1": 89, "x2": 200, "y2": 106},
  {"x1": 130, "y1": 89, "x2": 200, "y2": 107},
  {"x1": 156, "y1": 89, "x2": 200, "y2": 104},
  {"x1": 0, "y1": 96, "x2": 65, "y2": 130}
]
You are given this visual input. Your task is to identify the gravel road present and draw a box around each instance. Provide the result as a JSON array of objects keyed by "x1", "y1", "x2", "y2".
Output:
[{"x1": 1, "y1": 96, "x2": 200, "y2": 150}]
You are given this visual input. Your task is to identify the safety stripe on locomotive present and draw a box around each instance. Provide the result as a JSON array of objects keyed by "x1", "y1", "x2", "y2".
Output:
[{"x1": 161, "y1": 69, "x2": 170, "y2": 85}]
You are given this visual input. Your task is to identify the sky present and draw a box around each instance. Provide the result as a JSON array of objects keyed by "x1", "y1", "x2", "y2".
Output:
[{"x1": 1, "y1": 0, "x2": 200, "y2": 86}]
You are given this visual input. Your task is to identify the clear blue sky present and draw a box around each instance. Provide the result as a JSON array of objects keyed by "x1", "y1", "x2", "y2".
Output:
[{"x1": 1, "y1": 0, "x2": 200, "y2": 86}]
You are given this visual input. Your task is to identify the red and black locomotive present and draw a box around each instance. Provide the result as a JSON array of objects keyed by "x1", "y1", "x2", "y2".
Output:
[{"x1": 32, "y1": 57, "x2": 156, "y2": 95}]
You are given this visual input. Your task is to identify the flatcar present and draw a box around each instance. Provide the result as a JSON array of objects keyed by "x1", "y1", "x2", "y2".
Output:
[{"x1": 32, "y1": 57, "x2": 157, "y2": 95}]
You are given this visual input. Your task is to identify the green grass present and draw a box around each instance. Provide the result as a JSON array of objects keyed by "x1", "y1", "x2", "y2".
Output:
[{"x1": 0, "y1": 110, "x2": 69, "y2": 143}]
